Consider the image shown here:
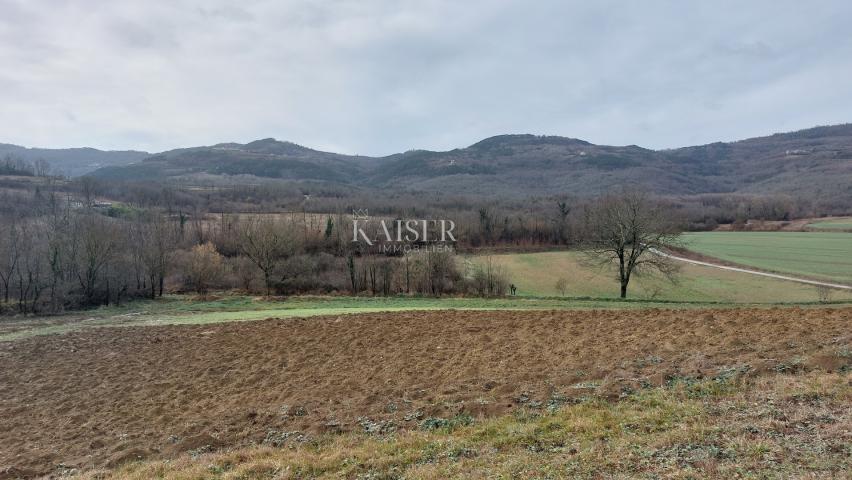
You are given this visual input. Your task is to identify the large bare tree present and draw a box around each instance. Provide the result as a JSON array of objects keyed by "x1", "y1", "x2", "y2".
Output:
[{"x1": 585, "y1": 190, "x2": 681, "y2": 298}]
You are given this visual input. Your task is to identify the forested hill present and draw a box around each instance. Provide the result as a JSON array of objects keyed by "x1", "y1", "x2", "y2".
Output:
[
  {"x1": 49, "y1": 124, "x2": 852, "y2": 203},
  {"x1": 0, "y1": 143, "x2": 148, "y2": 177}
]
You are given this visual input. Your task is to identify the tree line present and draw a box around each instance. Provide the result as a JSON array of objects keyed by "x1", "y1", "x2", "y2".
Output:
[
  {"x1": 0, "y1": 177, "x2": 685, "y2": 314},
  {"x1": 0, "y1": 194, "x2": 500, "y2": 314},
  {"x1": 0, "y1": 154, "x2": 51, "y2": 177}
]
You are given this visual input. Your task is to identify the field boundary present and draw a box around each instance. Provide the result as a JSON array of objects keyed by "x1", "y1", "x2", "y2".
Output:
[{"x1": 653, "y1": 248, "x2": 852, "y2": 290}]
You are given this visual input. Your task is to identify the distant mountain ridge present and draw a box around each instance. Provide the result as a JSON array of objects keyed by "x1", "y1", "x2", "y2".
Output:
[
  {"x1": 0, "y1": 143, "x2": 149, "y2": 177},
  {"x1": 8, "y1": 124, "x2": 852, "y2": 202}
]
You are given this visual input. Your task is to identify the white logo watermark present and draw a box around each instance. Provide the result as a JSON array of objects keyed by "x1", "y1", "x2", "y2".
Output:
[{"x1": 351, "y1": 209, "x2": 456, "y2": 252}]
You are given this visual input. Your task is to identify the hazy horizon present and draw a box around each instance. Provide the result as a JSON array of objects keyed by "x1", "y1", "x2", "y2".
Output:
[{"x1": 4, "y1": 122, "x2": 852, "y2": 157}]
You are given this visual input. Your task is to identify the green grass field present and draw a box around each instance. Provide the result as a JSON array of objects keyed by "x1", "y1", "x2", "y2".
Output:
[
  {"x1": 682, "y1": 232, "x2": 852, "y2": 284},
  {"x1": 806, "y1": 217, "x2": 852, "y2": 230},
  {"x1": 476, "y1": 250, "x2": 852, "y2": 302},
  {"x1": 5, "y1": 285, "x2": 851, "y2": 342},
  {"x1": 0, "y1": 295, "x2": 745, "y2": 342}
]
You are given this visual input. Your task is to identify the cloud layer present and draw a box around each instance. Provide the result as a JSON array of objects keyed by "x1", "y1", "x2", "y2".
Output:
[{"x1": 1, "y1": 0, "x2": 851, "y2": 154}]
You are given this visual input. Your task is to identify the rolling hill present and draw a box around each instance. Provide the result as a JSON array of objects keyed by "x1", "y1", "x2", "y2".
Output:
[
  {"x1": 365, "y1": 125, "x2": 852, "y2": 198},
  {"x1": 23, "y1": 124, "x2": 852, "y2": 202},
  {"x1": 0, "y1": 143, "x2": 149, "y2": 177},
  {"x1": 90, "y1": 139, "x2": 371, "y2": 184}
]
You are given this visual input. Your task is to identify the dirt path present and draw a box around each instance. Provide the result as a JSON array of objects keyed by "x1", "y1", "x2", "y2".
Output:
[
  {"x1": 1, "y1": 308, "x2": 850, "y2": 477},
  {"x1": 651, "y1": 248, "x2": 852, "y2": 290}
]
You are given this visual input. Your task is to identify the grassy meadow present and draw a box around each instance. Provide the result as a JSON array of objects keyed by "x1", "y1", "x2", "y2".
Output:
[
  {"x1": 806, "y1": 217, "x2": 852, "y2": 230},
  {"x1": 681, "y1": 231, "x2": 852, "y2": 284},
  {"x1": 2, "y1": 293, "x2": 785, "y2": 343},
  {"x1": 5, "y1": 287, "x2": 851, "y2": 342},
  {"x1": 473, "y1": 250, "x2": 852, "y2": 302}
]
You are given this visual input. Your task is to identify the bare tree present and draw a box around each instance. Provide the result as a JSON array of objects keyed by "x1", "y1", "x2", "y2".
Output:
[
  {"x1": 190, "y1": 204, "x2": 208, "y2": 245},
  {"x1": 0, "y1": 218, "x2": 20, "y2": 304},
  {"x1": 139, "y1": 215, "x2": 178, "y2": 299},
  {"x1": 815, "y1": 285, "x2": 833, "y2": 303},
  {"x1": 555, "y1": 277, "x2": 568, "y2": 296},
  {"x1": 238, "y1": 216, "x2": 294, "y2": 296},
  {"x1": 347, "y1": 252, "x2": 358, "y2": 294},
  {"x1": 70, "y1": 215, "x2": 118, "y2": 303},
  {"x1": 34, "y1": 158, "x2": 51, "y2": 177},
  {"x1": 378, "y1": 257, "x2": 395, "y2": 296},
  {"x1": 584, "y1": 190, "x2": 681, "y2": 299},
  {"x1": 80, "y1": 176, "x2": 100, "y2": 207},
  {"x1": 470, "y1": 255, "x2": 508, "y2": 297},
  {"x1": 555, "y1": 200, "x2": 571, "y2": 244},
  {"x1": 15, "y1": 222, "x2": 47, "y2": 313},
  {"x1": 43, "y1": 205, "x2": 71, "y2": 312},
  {"x1": 228, "y1": 256, "x2": 258, "y2": 293}
]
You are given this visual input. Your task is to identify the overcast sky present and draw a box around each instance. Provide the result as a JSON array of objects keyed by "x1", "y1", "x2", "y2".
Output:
[{"x1": 1, "y1": 0, "x2": 851, "y2": 155}]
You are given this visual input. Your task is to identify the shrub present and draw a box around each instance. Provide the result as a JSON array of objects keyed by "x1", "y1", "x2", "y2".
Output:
[
  {"x1": 555, "y1": 277, "x2": 568, "y2": 296},
  {"x1": 185, "y1": 243, "x2": 224, "y2": 295}
]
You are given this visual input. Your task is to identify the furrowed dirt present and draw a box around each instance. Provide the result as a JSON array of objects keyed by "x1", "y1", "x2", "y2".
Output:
[{"x1": 0, "y1": 308, "x2": 849, "y2": 478}]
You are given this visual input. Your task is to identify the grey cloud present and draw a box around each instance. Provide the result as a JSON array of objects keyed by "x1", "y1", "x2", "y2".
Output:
[
  {"x1": 0, "y1": 0, "x2": 850, "y2": 154},
  {"x1": 198, "y1": 6, "x2": 254, "y2": 22},
  {"x1": 108, "y1": 19, "x2": 180, "y2": 50}
]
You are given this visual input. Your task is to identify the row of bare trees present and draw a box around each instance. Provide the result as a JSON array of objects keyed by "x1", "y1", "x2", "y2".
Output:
[
  {"x1": 0, "y1": 182, "x2": 684, "y2": 313},
  {"x1": 0, "y1": 154, "x2": 51, "y2": 177},
  {"x1": 0, "y1": 205, "x2": 181, "y2": 312},
  {"x1": 3, "y1": 171, "x2": 831, "y2": 255},
  {"x1": 0, "y1": 203, "x2": 482, "y2": 314},
  {"x1": 59, "y1": 176, "x2": 687, "y2": 249}
]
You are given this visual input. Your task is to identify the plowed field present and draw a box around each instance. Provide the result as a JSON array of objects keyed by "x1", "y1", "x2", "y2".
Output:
[{"x1": 1, "y1": 308, "x2": 849, "y2": 477}]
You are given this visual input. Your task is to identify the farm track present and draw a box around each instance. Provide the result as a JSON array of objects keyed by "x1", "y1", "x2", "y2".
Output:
[
  {"x1": 0, "y1": 307, "x2": 850, "y2": 477},
  {"x1": 653, "y1": 248, "x2": 852, "y2": 290}
]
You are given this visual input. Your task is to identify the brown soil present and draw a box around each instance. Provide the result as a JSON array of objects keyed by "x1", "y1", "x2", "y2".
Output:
[{"x1": 0, "y1": 308, "x2": 850, "y2": 478}]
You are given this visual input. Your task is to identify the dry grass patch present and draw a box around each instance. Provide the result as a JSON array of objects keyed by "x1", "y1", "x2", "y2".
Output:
[{"x1": 84, "y1": 371, "x2": 850, "y2": 479}]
